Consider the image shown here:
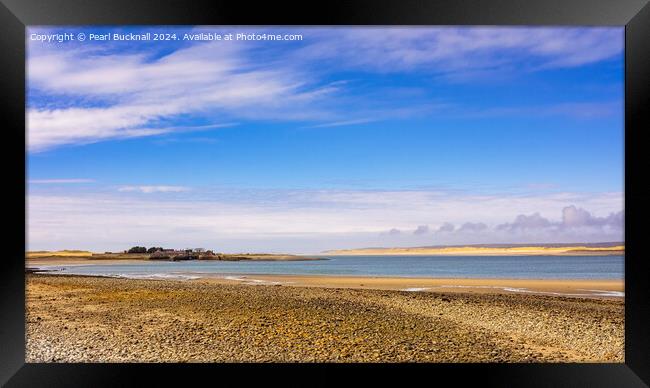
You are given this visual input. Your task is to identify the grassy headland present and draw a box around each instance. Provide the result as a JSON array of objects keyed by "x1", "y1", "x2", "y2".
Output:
[{"x1": 26, "y1": 251, "x2": 323, "y2": 264}]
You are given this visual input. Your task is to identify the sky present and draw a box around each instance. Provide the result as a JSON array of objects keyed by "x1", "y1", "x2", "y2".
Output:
[{"x1": 26, "y1": 26, "x2": 624, "y2": 254}]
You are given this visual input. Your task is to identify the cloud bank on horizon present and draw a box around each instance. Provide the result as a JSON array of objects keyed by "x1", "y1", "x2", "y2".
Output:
[
  {"x1": 26, "y1": 26, "x2": 624, "y2": 253},
  {"x1": 27, "y1": 187, "x2": 624, "y2": 253}
]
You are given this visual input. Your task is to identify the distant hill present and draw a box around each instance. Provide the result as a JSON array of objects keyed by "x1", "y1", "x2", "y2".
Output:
[{"x1": 325, "y1": 242, "x2": 624, "y2": 256}]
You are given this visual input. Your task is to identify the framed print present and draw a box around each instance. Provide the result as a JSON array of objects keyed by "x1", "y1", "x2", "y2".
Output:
[{"x1": 1, "y1": 0, "x2": 649, "y2": 386}]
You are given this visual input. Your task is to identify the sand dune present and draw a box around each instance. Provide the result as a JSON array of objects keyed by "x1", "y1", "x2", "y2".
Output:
[
  {"x1": 326, "y1": 244, "x2": 624, "y2": 256},
  {"x1": 27, "y1": 250, "x2": 93, "y2": 258}
]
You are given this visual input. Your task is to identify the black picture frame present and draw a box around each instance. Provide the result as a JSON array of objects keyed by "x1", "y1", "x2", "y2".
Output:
[{"x1": 1, "y1": 0, "x2": 648, "y2": 386}]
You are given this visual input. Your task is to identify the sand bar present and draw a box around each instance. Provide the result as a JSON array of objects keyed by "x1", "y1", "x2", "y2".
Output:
[{"x1": 200, "y1": 274, "x2": 623, "y2": 298}]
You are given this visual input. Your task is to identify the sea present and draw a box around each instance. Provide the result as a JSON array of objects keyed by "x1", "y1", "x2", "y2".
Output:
[{"x1": 32, "y1": 255, "x2": 624, "y2": 281}]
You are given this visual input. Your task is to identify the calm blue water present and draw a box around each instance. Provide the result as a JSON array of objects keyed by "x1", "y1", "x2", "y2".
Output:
[{"x1": 34, "y1": 255, "x2": 624, "y2": 280}]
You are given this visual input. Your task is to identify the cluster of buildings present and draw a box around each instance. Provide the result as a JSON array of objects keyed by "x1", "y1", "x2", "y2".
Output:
[{"x1": 149, "y1": 248, "x2": 216, "y2": 261}]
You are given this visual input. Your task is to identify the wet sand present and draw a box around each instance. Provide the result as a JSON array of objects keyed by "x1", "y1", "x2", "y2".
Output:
[
  {"x1": 206, "y1": 274, "x2": 623, "y2": 298},
  {"x1": 26, "y1": 274, "x2": 624, "y2": 363}
]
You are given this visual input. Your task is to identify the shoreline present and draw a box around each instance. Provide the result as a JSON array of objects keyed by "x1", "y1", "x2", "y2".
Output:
[{"x1": 28, "y1": 270, "x2": 624, "y2": 299}]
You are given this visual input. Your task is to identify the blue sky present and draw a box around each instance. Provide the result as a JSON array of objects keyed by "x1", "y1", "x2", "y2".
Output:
[{"x1": 27, "y1": 26, "x2": 624, "y2": 253}]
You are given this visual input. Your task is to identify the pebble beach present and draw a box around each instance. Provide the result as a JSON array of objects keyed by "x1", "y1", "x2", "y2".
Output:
[{"x1": 26, "y1": 274, "x2": 624, "y2": 363}]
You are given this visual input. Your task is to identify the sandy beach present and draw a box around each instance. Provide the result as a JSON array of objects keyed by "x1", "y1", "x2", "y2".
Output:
[
  {"x1": 26, "y1": 274, "x2": 624, "y2": 363},
  {"x1": 208, "y1": 274, "x2": 624, "y2": 298}
]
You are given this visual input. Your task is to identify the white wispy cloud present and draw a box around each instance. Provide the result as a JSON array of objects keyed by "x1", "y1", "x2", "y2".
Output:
[
  {"x1": 29, "y1": 178, "x2": 95, "y2": 184},
  {"x1": 117, "y1": 186, "x2": 190, "y2": 194},
  {"x1": 27, "y1": 37, "x2": 336, "y2": 152},
  {"x1": 461, "y1": 101, "x2": 623, "y2": 120},
  {"x1": 302, "y1": 118, "x2": 378, "y2": 129},
  {"x1": 27, "y1": 27, "x2": 622, "y2": 152},
  {"x1": 295, "y1": 27, "x2": 622, "y2": 75}
]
